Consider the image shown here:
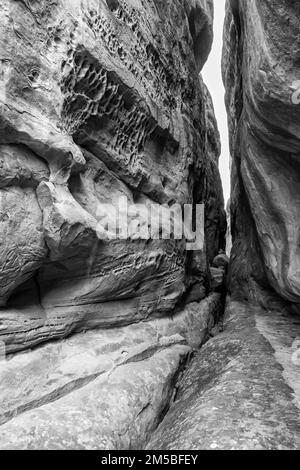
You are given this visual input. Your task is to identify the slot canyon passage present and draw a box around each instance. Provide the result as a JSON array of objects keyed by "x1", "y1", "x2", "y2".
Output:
[{"x1": 0, "y1": 0, "x2": 299, "y2": 450}]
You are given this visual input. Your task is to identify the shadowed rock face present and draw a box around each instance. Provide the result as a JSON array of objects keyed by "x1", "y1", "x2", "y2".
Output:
[
  {"x1": 223, "y1": 0, "x2": 300, "y2": 309},
  {"x1": 0, "y1": 0, "x2": 225, "y2": 354},
  {"x1": 0, "y1": 0, "x2": 227, "y2": 449}
]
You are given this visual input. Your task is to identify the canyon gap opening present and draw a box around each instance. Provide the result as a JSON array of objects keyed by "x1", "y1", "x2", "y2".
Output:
[{"x1": 203, "y1": 0, "x2": 230, "y2": 205}]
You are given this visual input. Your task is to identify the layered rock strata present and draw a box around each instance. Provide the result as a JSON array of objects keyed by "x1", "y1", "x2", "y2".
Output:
[
  {"x1": 0, "y1": 294, "x2": 222, "y2": 449},
  {"x1": 148, "y1": 299, "x2": 300, "y2": 450},
  {"x1": 0, "y1": 0, "x2": 226, "y2": 449},
  {"x1": 0, "y1": 0, "x2": 225, "y2": 354}
]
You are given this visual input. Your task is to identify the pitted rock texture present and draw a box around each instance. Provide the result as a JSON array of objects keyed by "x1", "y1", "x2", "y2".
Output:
[
  {"x1": 0, "y1": 0, "x2": 227, "y2": 451},
  {"x1": 0, "y1": 0, "x2": 225, "y2": 354},
  {"x1": 223, "y1": 0, "x2": 300, "y2": 309}
]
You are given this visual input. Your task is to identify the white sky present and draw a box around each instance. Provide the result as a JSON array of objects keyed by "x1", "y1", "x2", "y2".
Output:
[{"x1": 202, "y1": 0, "x2": 230, "y2": 203}]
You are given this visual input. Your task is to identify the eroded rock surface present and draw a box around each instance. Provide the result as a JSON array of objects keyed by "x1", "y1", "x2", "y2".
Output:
[
  {"x1": 147, "y1": 298, "x2": 300, "y2": 450},
  {"x1": 0, "y1": 0, "x2": 225, "y2": 353},
  {"x1": 1, "y1": 0, "x2": 299, "y2": 452},
  {"x1": 0, "y1": 294, "x2": 222, "y2": 449},
  {"x1": 147, "y1": 0, "x2": 300, "y2": 451},
  {"x1": 223, "y1": 0, "x2": 300, "y2": 308},
  {"x1": 0, "y1": 0, "x2": 226, "y2": 449}
]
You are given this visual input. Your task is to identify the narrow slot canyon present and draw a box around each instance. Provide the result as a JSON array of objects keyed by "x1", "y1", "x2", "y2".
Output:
[{"x1": 0, "y1": 0, "x2": 299, "y2": 451}]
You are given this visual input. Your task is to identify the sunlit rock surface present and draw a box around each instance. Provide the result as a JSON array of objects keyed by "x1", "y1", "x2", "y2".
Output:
[{"x1": 0, "y1": 0, "x2": 226, "y2": 449}]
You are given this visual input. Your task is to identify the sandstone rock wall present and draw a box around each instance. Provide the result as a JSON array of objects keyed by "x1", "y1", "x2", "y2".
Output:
[
  {"x1": 0, "y1": 0, "x2": 226, "y2": 449},
  {"x1": 147, "y1": 0, "x2": 300, "y2": 451},
  {"x1": 0, "y1": 0, "x2": 298, "y2": 451},
  {"x1": 148, "y1": 298, "x2": 300, "y2": 450},
  {"x1": 223, "y1": 0, "x2": 300, "y2": 312},
  {"x1": 0, "y1": 0, "x2": 225, "y2": 354}
]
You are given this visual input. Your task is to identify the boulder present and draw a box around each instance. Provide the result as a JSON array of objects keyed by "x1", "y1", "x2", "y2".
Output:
[{"x1": 213, "y1": 252, "x2": 229, "y2": 269}]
